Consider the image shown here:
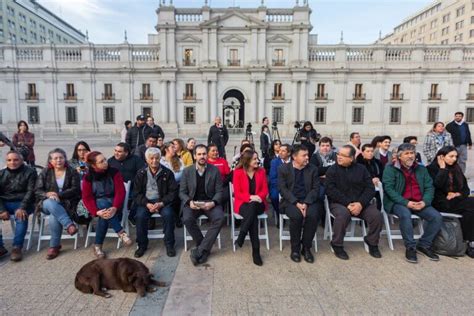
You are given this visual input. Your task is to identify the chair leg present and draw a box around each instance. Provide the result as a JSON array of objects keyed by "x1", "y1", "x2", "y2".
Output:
[
  {"x1": 382, "y1": 211, "x2": 394, "y2": 250},
  {"x1": 26, "y1": 213, "x2": 36, "y2": 251},
  {"x1": 279, "y1": 215, "x2": 283, "y2": 252},
  {"x1": 217, "y1": 233, "x2": 221, "y2": 249},
  {"x1": 184, "y1": 226, "x2": 188, "y2": 252},
  {"x1": 37, "y1": 215, "x2": 44, "y2": 252},
  {"x1": 84, "y1": 223, "x2": 93, "y2": 248},
  {"x1": 231, "y1": 215, "x2": 236, "y2": 252},
  {"x1": 264, "y1": 218, "x2": 269, "y2": 250},
  {"x1": 361, "y1": 221, "x2": 369, "y2": 253}
]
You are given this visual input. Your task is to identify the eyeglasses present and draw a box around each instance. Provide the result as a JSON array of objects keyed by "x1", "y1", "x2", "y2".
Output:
[{"x1": 336, "y1": 153, "x2": 351, "y2": 158}]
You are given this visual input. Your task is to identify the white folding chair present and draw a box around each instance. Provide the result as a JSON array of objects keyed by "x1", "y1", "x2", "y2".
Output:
[
  {"x1": 279, "y1": 213, "x2": 318, "y2": 252},
  {"x1": 5, "y1": 213, "x2": 36, "y2": 251},
  {"x1": 229, "y1": 183, "x2": 270, "y2": 252},
  {"x1": 183, "y1": 214, "x2": 222, "y2": 251},
  {"x1": 84, "y1": 181, "x2": 131, "y2": 249},
  {"x1": 36, "y1": 213, "x2": 82, "y2": 251},
  {"x1": 323, "y1": 196, "x2": 369, "y2": 252},
  {"x1": 377, "y1": 183, "x2": 424, "y2": 250}
]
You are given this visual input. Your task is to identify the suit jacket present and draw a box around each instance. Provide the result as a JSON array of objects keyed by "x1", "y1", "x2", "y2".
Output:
[
  {"x1": 179, "y1": 164, "x2": 223, "y2": 208},
  {"x1": 278, "y1": 162, "x2": 320, "y2": 210},
  {"x1": 232, "y1": 167, "x2": 268, "y2": 214}
]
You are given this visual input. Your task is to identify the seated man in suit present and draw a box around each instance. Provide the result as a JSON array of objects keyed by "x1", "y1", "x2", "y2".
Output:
[
  {"x1": 180, "y1": 144, "x2": 225, "y2": 266},
  {"x1": 278, "y1": 145, "x2": 322, "y2": 263}
]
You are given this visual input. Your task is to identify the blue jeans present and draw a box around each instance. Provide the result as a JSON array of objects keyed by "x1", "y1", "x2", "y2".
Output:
[
  {"x1": 0, "y1": 201, "x2": 34, "y2": 248},
  {"x1": 41, "y1": 199, "x2": 74, "y2": 248},
  {"x1": 94, "y1": 198, "x2": 124, "y2": 245},
  {"x1": 135, "y1": 203, "x2": 175, "y2": 248},
  {"x1": 392, "y1": 204, "x2": 443, "y2": 249}
]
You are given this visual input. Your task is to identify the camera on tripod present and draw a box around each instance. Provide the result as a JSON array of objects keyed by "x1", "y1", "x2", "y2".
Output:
[{"x1": 294, "y1": 121, "x2": 302, "y2": 131}]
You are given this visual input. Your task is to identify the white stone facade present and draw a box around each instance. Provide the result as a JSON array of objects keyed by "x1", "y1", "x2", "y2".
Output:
[{"x1": 1, "y1": 3, "x2": 474, "y2": 138}]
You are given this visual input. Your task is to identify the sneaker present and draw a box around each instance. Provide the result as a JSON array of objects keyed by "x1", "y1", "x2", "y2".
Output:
[
  {"x1": 93, "y1": 245, "x2": 106, "y2": 259},
  {"x1": 405, "y1": 247, "x2": 417, "y2": 263},
  {"x1": 118, "y1": 231, "x2": 133, "y2": 246},
  {"x1": 416, "y1": 246, "x2": 439, "y2": 261},
  {"x1": 0, "y1": 246, "x2": 8, "y2": 258},
  {"x1": 466, "y1": 246, "x2": 474, "y2": 258},
  {"x1": 10, "y1": 247, "x2": 22, "y2": 262},
  {"x1": 46, "y1": 246, "x2": 61, "y2": 260},
  {"x1": 66, "y1": 224, "x2": 78, "y2": 236},
  {"x1": 331, "y1": 244, "x2": 349, "y2": 260}
]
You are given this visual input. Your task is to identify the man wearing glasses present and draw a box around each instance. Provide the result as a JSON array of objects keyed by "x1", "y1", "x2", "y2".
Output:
[{"x1": 325, "y1": 145, "x2": 383, "y2": 260}]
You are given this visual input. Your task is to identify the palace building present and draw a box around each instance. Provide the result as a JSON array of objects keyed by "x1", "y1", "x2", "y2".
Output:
[{"x1": 1, "y1": 1, "x2": 474, "y2": 137}]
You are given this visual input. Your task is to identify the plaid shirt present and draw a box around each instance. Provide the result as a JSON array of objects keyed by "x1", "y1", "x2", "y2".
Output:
[{"x1": 423, "y1": 131, "x2": 453, "y2": 164}]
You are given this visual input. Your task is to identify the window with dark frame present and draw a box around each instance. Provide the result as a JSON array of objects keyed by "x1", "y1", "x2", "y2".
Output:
[
  {"x1": 466, "y1": 108, "x2": 474, "y2": 123},
  {"x1": 272, "y1": 107, "x2": 284, "y2": 124},
  {"x1": 429, "y1": 83, "x2": 441, "y2": 100},
  {"x1": 273, "y1": 83, "x2": 283, "y2": 99},
  {"x1": 66, "y1": 83, "x2": 75, "y2": 100},
  {"x1": 141, "y1": 83, "x2": 151, "y2": 100},
  {"x1": 273, "y1": 49, "x2": 284, "y2": 66},
  {"x1": 352, "y1": 107, "x2": 364, "y2": 124},
  {"x1": 427, "y1": 107, "x2": 439, "y2": 123},
  {"x1": 391, "y1": 84, "x2": 402, "y2": 100},
  {"x1": 354, "y1": 84, "x2": 365, "y2": 100},
  {"x1": 316, "y1": 84, "x2": 327, "y2": 99},
  {"x1": 389, "y1": 107, "x2": 401, "y2": 124},
  {"x1": 228, "y1": 49, "x2": 239, "y2": 66},
  {"x1": 27, "y1": 83, "x2": 37, "y2": 100},
  {"x1": 184, "y1": 84, "x2": 195, "y2": 100},
  {"x1": 27, "y1": 106, "x2": 39, "y2": 124},
  {"x1": 66, "y1": 106, "x2": 77, "y2": 124},
  {"x1": 184, "y1": 49, "x2": 194, "y2": 66},
  {"x1": 142, "y1": 107, "x2": 152, "y2": 118},
  {"x1": 103, "y1": 84, "x2": 113, "y2": 100},
  {"x1": 184, "y1": 106, "x2": 195, "y2": 124},
  {"x1": 314, "y1": 107, "x2": 326, "y2": 124},
  {"x1": 103, "y1": 107, "x2": 115, "y2": 124}
]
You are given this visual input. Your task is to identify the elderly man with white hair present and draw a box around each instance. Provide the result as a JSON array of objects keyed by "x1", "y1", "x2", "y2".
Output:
[{"x1": 132, "y1": 147, "x2": 178, "y2": 258}]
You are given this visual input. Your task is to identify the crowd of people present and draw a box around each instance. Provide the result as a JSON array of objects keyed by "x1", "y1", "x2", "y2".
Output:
[{"x1": 0, "y1": 111, "x2": 472, "y2": 268}]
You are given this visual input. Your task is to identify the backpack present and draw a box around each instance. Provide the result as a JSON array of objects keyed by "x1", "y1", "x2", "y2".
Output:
[{"x1": 432, "y1": 217, "x2": 466, "y2": 257}]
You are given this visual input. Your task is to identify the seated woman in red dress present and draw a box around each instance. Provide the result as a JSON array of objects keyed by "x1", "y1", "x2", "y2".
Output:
[{"x1": 233, "y1": 150, "x2": 268, "y2": 266}]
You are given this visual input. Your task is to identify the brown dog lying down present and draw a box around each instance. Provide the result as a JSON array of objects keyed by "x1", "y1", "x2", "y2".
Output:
[{"x1": 75, "y1": 258, "x2": 166, "y2": 298}]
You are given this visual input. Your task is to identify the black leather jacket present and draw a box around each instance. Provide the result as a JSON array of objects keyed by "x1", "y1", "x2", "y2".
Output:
[
  {"x1": 35, "y1": 166, "x2": 81, "y2": 213},
  {"x1": 0, "y1": 164, "x2": 37, "y2": 211}
]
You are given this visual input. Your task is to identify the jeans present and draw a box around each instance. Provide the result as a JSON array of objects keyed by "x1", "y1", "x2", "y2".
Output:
[
  {"x1": 41, "y1": 199, "x2": 74, "y2": 248},
  {"x1": 94, "y1": 198, "x2": 124, "y2": 245},
  {"x1": 456, "y1": 145, "x2": 468, "y2": 174},
  {"x1": 135, "y1": 203, "x2": 175, "y2": 249},
  {"x1": 0, "y1": 201, "x2": 34, "y2": 248},
  {"x1": 392, "y1": 204, "x2": 443, "y2": 249}
]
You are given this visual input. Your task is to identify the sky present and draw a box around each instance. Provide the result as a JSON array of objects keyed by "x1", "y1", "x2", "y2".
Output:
[{"x1": 39, "y1": 0, "x2": 434, "y2": 44}]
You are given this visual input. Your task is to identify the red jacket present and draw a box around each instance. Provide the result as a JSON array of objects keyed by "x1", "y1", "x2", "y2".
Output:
[
  {"x1": 233, "y1": 167, "x2": 268, "y2": 214},
  {"x1": 207, "y1": 158, "x2": 231, "y2": 181},
  {"x1": 81, "y1": 168, "x2": 125, "y2": 217}
]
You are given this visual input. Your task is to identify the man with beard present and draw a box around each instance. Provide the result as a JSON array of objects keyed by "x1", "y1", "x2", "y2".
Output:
[
  {"x1": 383, "y1": 143, "x2": 442, "y2": 264},
  {"x1": 180, "y1": 144, "x2": 225, "y2": 266},
  {"x1": 126, "y1": 115, "x2": 151, "y2": 152}
]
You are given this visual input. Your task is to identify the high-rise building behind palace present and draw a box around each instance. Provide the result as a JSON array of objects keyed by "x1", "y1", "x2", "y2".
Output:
[
  {"x1": 0, "y1": 0, "x2": 86, "y2": 44},
  {"x1": 380, "y1": 0, "x2": 474, "y2": 45}
]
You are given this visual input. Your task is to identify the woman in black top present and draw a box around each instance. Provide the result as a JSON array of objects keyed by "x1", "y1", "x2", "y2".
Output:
[
  {"x1": 427, "y1": 146, "x2": 474, "y2": 258},
  {"x1": 299, "y1": 121, "x2": 318, "y2": 159}
]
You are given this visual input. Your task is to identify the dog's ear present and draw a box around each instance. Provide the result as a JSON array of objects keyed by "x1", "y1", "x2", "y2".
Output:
[{"x1": 127, "y1": 273, "x2": 137, "y2": 284}]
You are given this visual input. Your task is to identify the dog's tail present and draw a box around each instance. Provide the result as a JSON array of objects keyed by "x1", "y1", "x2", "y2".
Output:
[{"x1": 150, "y1": 278, "x2": 167, "y2": 287}]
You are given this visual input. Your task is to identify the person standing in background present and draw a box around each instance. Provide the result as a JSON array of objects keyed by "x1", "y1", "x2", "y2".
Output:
[{"x1": 446, "y1": 112, "x2": 472, "y2": 173}]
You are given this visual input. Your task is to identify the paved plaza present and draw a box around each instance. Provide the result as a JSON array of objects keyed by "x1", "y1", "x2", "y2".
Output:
[{"x1": 0, "y1": 133, "x2": 473, "y2": 315}]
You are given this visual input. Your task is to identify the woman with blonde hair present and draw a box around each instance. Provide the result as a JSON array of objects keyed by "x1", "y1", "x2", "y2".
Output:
[{"x1": 172, "y1": 138, "x2": 193, "y2": 167}]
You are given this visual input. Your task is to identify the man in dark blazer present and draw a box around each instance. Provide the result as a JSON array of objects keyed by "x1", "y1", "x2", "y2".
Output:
[
  {"x1": 180, "y1": 144, "x2": 225, "y2": 266},
  {"x1": 278, "y1": 144, "x2": 322, "y2": 263},
  {"x1": 207, "y1": 116, "x2": 229, "y2": 159}
]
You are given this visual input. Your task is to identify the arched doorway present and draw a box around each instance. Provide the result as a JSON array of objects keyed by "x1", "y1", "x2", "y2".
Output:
[{"x1": 223, "y1": 89, "x2": 245, "y2": 129}]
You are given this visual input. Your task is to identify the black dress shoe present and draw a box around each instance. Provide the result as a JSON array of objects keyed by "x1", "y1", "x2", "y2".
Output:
[
  {"x1": 416, "y1": 246, "x2": 439, "y2": 261},
  {"x1": 331, "y1": 245, "x2": 349, "y2": 260},
  {"x1": 290, "y1": 251, "x2": 301, "y2": 263},
  {"x1": 198, "y1": 250, "x2": 209, "y2": 264},
  {"x1": 301, "y1": 248, "x2": 314, "y2": 263},
  {"x1": 166, "y1": 246, "x2": 176, "y2": 257},
  {"x1": 252, "y1": 249, "x2": 263, "y2": 266},
  {"x1": 405, "y1": 247, "x2": 418, "y2": 263},
  {"x1": 364, "y1": 237, "x2": 382, "y2": 259},
  {"x1": 134, "y1": 247, "x2": 146, "y2": 258},
  {"x1": 190, "y1": 247, "x2": 202, "y2": 266},
  {"x1": 466, "y1": 246, "x2": 474, "y2": 258}
]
